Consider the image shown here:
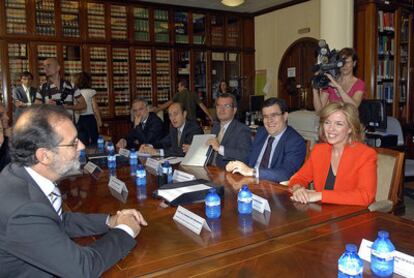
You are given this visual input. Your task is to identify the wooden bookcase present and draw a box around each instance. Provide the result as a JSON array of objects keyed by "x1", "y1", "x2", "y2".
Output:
[{"x1": 0, "y1": 0, "x2": 255, "y2": 141}]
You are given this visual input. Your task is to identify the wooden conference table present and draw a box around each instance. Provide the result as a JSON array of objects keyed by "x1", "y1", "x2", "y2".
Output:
[{"x1": 60, "y1": 164, "x2": 413, "y2": 277}]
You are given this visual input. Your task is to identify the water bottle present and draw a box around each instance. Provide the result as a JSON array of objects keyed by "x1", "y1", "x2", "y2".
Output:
[
  {"x1": 129, "y1": 149, "x2": 138, "y2": 166},
  {"x1": 130, "y1": 165, "x2": 137, "y2": 176},
  {"x1": 106, "y1": 141, "x2": 115, "y2": 154},
  {"x1": 107, "y1": 148, "x2": 116, "y2": 170},
  {"x1": 136, "y1": 164, "x2": 147, "y2": 187},
  {"x1": 161, "y1": 161, "x2": 172, "y2": 185},
  {"x1": 238, "y1": 184, "x2": 253, "y2": 214},
  {"x1": 338, "y1": 244, "x2": 363, "y2": 278},
  {"x1": 79, "y1": 149, "x2": 87, "y2": 166},
  {"x1": 371, "y1": 230, "x2": 395, "y2": 277},
  {"x1": 97, "y1": 136, "x2": 104, "y2": 152},
  {"x1": 205, "y1": 188, "x2": 221, "y2": 219},
  {"x1": 167, "y1": 163, "x2": 173, "y2": 184},
  {"x1": 136, "y1": 184, "x2": 147, "y2": 201},
  {"x1": 156, "y1": 163, "x2": 164, "y2": 187}
]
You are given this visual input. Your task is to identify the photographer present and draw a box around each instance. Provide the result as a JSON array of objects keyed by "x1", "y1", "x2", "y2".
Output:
[
  {"x1": 313, "y1": 48, "x2": 365, "y2": 112},
  {"x1": 35, "y1": 58, "x2": 85, "y2": 118}
]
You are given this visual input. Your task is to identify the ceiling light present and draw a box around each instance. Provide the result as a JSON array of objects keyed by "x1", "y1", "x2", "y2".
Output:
[{"x1": 221, "y1": 0, "x2": 245, "y2": 7}]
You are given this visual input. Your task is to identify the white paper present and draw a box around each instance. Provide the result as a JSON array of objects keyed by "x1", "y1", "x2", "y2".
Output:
[
  {"x1": 109, "y1": 176, "x2": 127, "y2": 194},
  {"x1": 118, "y1": 148, "x2": 130, "y2": 157},
  {"x1": 173, "y1": 206, "x2": 211, "y2": 235},
  {"x1": 287, "y1": 67, "x2": 296, "y2": 77},
  {"x1": 252, "y1": 194, "x2": 271, "y2": 213},
  {"x1": 162, "y1": 157, "x2": 184, "y2": 165},
  {"x1": 84, "y1": 161, "x2": 97, "y2": 174},
  {"x1": 173, "y1": 169, "x2": 196, "y2": 182},
  {"x1": 146, "y1": 157, "x2": 160, "y2": 170},
  {"x1": 137, "y1": 151, "x2": 151, "y2": 157},
  {"x1": 181, "y1": 134, "x2": 215, "y2": 166},
  {"x1": 359, "y1": 238, "x2": 414, "y2": 278},
  {"x1": 157, "y1": 184, "x2": 211, "y2": 202}
]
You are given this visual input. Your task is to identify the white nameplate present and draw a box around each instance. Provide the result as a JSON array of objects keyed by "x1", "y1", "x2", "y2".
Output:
[
  {"x1": 252, "y1": 194, "x2": 271, "y2": 213},
  {"x1": 146, "y1": 157, "x2": 160, "y2": 170},
  {"x1": 173, "y1": 169, "x2": 196, "y2": 182},
  {"x1": 83, "y1": 161, "x2": 102, "y2": 180},
  {"x1": 359, "y1": 238, "x2": 414, "y2": 278},
  {"x1": 108, "y1": 176, "x2": 128, "y2": 203},
  {"x1": 118, "y1": 148, "x2": 130, "y2": 157},
  {"x1": 173, "y1": 206, "x2": 211, "y2": 235}
]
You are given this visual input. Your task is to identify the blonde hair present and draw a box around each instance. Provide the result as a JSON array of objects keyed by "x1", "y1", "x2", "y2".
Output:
[{"x1": 318, "y1": 102, "x2": 365, "y2": 143}]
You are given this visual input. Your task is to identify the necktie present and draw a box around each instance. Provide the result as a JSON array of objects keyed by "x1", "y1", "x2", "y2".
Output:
[
  {"x1": 141, "y1": 121, "x2": 145, "y2": 130},
  {"x1": 211, "y1": 125, "x2": 225, "y2": 166},
  {"x1": 259, "y1": 136, "x2": 275, "y2": 168},
  {"x1": 25, "y1": 88, "x2": 31, "y2": 105},
  {"x1": 177, "y1": 129, "x2": 182, "y2": 144},
  {"x1": 49, "y1": 185, "x2": 62, "y2": 219}
]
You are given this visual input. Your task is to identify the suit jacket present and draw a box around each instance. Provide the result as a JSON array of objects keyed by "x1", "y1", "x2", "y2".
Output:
[
  {"x1": 210, "y1": 119, "x2": 252, "y2": 168},
  {"x1": 288, "y1": 142, "x2": 377, "y2": 206},
  {"x1": 154, "y1": 120, "x2": 203, "y2": 157},
  {"x1": 248, "y1": 126, "x2": 306, "y2": 182},
  {"x1": 126, "y1": 112, "x2": 164, "y2": 150},
  {"x1": 0, "y1": 164, "x2": 136, "y2": 278},
  {"x1": 12, "y1": 85, "x2": 37, "y2": 117}
]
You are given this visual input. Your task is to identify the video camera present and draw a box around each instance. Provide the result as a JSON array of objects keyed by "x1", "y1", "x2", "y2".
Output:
[
  {"x1": 55, "y1": 82, "x2": 73, "y2": 106},
  {"x1": 312, "y1": 40, "x2": 345, "y2": 89}
]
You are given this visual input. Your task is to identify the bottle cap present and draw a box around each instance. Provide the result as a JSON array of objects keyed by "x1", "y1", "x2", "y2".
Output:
[
  {"x1": 345, "y1": 244, "x2": 357, "y2": 252},
  {"x1": 209, "y1": 187, "x2": 216, "y2": 193},
  {"x1": 378, "y1": 230, "x2": 389, "y2": 238},
  {"x1": 242, "y1": 184, "x2": 248, "y2": 190}
]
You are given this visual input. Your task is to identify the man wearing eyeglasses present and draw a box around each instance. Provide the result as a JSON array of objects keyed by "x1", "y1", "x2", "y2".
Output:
[
  {"x1": 226, "y1": 97, "x2": 306, "y2": 182},
  {"x1": 0, "y1": 105, "x2": 147, "y2": 277},
  {"x1": 207, "y1": 93, "x2": 252, "y2": 168}
]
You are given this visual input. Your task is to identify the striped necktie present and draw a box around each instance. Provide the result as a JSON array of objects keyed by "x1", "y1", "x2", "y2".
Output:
[{"x1": 49, "y1": 185, "x2": 62, "y2": 219}]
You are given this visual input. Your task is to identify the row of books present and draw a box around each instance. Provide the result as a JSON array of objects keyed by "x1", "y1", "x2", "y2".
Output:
[{"x1": 378, "y1": 11, "x2": 395, "y2": 32}]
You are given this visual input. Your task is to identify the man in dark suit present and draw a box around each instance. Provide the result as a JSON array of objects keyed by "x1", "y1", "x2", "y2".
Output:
[
  {"x1": 140, "y1": 102, "x2": 203, "y2": 157},
  {"x1": 0, "y1": 104, "x2": 11, "y2": 171},
  {"x1": 207, "y1": 93, "x2": 252, "y2": 168},
  {"x1": 0, "y1": 105, "x2": 147, "y2": 277},
  {"x1": 116, "y1": 98, "x2": 164, "y2": 150},
  {"x1": 226, "y1": 98, "x2": 306, "y2": 182},
  {"x1": 12, "y1": 71, "x2": 37, "y2": 119}
]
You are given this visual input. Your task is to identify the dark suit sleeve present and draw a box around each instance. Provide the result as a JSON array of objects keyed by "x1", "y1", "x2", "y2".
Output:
[
  {"x1": 12, "y1": 87, "x2": 20, "y2": 101},
  {"x1": 222, "y1": 124, "x2": 252, "y2": 163},
  {"x1": 126, "y1": 114, "x2": 164, "y2": 149},
  {"x1": 258, "y1": 132, "x2": 306, "y2": 182},
  {"x1": 164, "y1": 122, "x2": 203, "y2": 157},
  {"x1": 62, "y1": 212, "x2": 109, "y2": 238},
  {"x1": 5, "y1": 202, "x2": 136, "y2": 278}
]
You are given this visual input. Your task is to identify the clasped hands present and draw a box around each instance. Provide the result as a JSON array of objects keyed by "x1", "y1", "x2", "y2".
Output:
[
  {"x1": 225, "y1": 161, "x2": 254, "y2": 177},
  {"x1": 289, "y1": 185, "x2": 322, "y2": 204},
  {"x1": 108, "y1": 209, "x2": 148, "y2": 238}
]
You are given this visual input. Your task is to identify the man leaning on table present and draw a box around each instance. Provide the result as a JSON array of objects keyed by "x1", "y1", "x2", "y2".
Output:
[
  {"x1": 140, "y1": 101, "x2": 203, "y2": 157},
  {"x1": 0, "y1": 105, "x2": 147, "y2": 277},
  {"x1": 226, "y1": 97, "x2": 306, "y2": 182}
]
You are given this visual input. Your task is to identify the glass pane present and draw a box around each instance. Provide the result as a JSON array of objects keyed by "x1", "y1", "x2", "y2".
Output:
[
  {"x1": 133, "y1": 7, "x2": 149, "y2": 41},
  {"x1": 399, "y1": 11, "x2": 409, "y2": 104},
  {"x1": 5, "y1": 0, "x2": 27, "y2": 34},
  {"x1": 175, "y1": 11, "x2": 188, "y2": 44},
  {"x1": 155, "y1": 49, "x2": 171, "y2": 104},
  {"x1": 194, "y1": 50, "x2": 207, "y2": 102},
  {"x1": 112, "y1": 48, "x2": 130, "y2": 116},
  {"x1": 176, "y1": 50, "x2": 190, "y2": 91},
  {"x1": 211, "y1": 52, "x2": 225, "y2": 100},
  {"x1": 135, "y1": 49, "x2": 152, "y2": 105},
  {"x1": 87, "y1": 2, "x2": 106, "y2": 39},
  {"x1": 35, "y1": 0, "x2": 56, "y2": 35},
  {"x1": 8, "y1": 43, "x2": 29, "y2": 88},
  {"x1": 37, "y1": 44, "x2": 57, "y2": 85},
  {"x1": 226, "y1": 52, "x2": 240, "y2": 93},
  {"x1": 63, "y1": 46, "x2": 82, "y2": 81},
  {"x1": 111, "y1": 5, "x2": 128, "y2": 40},
  {"x1": 211, "y1": 15, "x2": 224, "y2": 46},
  {"x1": 154, "y1": 9, "x2": 169, "y2": 43},
  {"x1": 61, "y1": 0, "x2": 80, "y2": 37},
  {"x1": 226, "y1": 16, "x2": 240, "y2": 47},
  {"x1": 89, "y1": 47, "x2": 109, "y2": 116},
  {"x1": 193, "y1": 13, "x2": 206, "y2": 45}
]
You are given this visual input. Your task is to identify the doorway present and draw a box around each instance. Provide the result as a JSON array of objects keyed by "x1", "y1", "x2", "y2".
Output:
[{"x1": 277, "y1": 37, "x2": 318, "y2": 111}]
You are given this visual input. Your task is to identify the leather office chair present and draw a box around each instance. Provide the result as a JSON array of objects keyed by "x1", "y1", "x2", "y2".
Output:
[{"x1": 368, "y1": 147, "x2": 405, "y2": 213}]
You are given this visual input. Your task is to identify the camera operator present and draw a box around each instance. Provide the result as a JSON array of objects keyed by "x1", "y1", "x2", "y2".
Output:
[
  {"x1": 313, "y1": 48, "x2": 365, "y2": 112},
  {"x1": 35, "y1": 58, "x2": 86, "y2": 119}
]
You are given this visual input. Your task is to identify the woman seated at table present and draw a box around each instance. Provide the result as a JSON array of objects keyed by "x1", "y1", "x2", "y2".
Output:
[{"x1": 289, "y1": 102, "x2": 377, "y2": 206}]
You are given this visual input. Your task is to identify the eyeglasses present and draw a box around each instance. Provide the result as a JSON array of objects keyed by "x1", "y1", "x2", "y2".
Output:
[
  {"x1": 215, "y1": 104, "x2": 233, "y2": 109},
  {"x1": 263, "y1": 112, "x2": 284, "y2": 120},
  {"x1": 57, "y1": 138, "x2": 80, "y2": 148}
]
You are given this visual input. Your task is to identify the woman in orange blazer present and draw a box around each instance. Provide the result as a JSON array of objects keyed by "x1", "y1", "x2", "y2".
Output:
[{"x1": 289, "y1": 102, "x2": 377, "y2": 206}]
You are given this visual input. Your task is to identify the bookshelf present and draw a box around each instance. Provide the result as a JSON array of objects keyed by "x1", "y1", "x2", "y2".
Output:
[
  {"x1": 88, "y1": 46, "x2": 109, "y2": 117},
  {"x1": 61, "y1": 0, "x2": 80, "y2": 38},
  {"x1": 211, "y1": 15, "x2": 224, "y2": 46},
  {"x1": 36, "y1": 44, "x2": 57, "y2": 85},
  {"x1": 211, "y1": 51, "x2": 225, "y2": 100},
  {"x1": 35, "y1": 0, "x2": 56, "y2": 36},
  {"x1": 226, "y1": 16, "x2": 240, "y2": 47},
  {"x1": 193, "y1": 13, "x2": 206, "y2": 45},
  {"x1": 86, "y1": 2, "x2": 106, "y2": 39},
  {"x1": 112, "y1": 47, "x2": 130, "y2": 116},
  {"x1": 155, "y1": 49, "x2": 171, "y2": 104},
  {"x1": 133, "y1": 7, "x2": 150, "y2": 42},
  {"x1": 134, "y1": 48, "x2": 153, "y2": 105},
  {"x1": 110, "y1": 5, "x2": 128, "y2": 40},
  {"x1": 7, "y1": 43, "x2": 29, "y2": 87},
  {"x1": 194, "y1": 50, "x2": 207, "y2": 102},
  {"x1": 174, "y1": 11, "x2": 189, "y2": 44},
  {"x1": 63, "y1": 45, "x2": 82, "y2": 81},
  {"x1": 5, "y1": 0, "x2": 27, "y2": 34},
  {"x1": 154, "y1": 9, "x2": 169, "y2": 43}
]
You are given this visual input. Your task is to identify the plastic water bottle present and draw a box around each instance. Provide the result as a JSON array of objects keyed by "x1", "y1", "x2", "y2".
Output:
[
  {"x1": 167, "y1": 163, "x2": 173, "y2": 183},
  {"x1": 371, "y1": 230, "x2": 395, "y2": 277},
  {"x1": 205, "y1": 188, "x2": 221, "y2": 219},
  {"x1": 97, "y1": 136, "x2": 104, "y2": 152},
  {"x1": 79, "y1": 149, "x2": 87, "y2": 166},
  {"x1": 238, "y1": 184, "x2": 253, "y2": 214},
  {"x1": 156, "y1": 163, "x2": 164, "y2": 187},
  {"x1": 136, "y1": 164, "x2": 147, "y2": 187},
  {"x1": 107, "y1": 148, "x2": 116, "y2": 169},
  {"x1": 129, "y1": 149, "x2": 138, "y2": 166},
  {"x1": 136, "y1": 184, "x2": 147, "y2": 201},
  {"x1": 338, "y1": 244, "x2": 363, "y2": 278},
  {"x1": 161, "y1": 161, "x2": 172, "y2": 184},
  {"x1": 106, "y1": 141, "x2": 115, "y2": 154}
]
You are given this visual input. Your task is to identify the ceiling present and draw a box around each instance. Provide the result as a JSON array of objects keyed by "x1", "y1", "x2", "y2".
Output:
[{"x1": 137, "y1": 0, "x2": 296, "y2": 14}]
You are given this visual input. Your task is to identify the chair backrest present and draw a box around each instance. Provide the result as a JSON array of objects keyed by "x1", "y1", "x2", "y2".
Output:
[
  {"x1": 375, "y1": 147, "x2": 404, "y2": 206},
  {"x1": 386, "y1": 116, "x2": 404, "y2": 146},
  {"x1": 288, "y1": 110, "x2": 319, "y2": 147}
]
